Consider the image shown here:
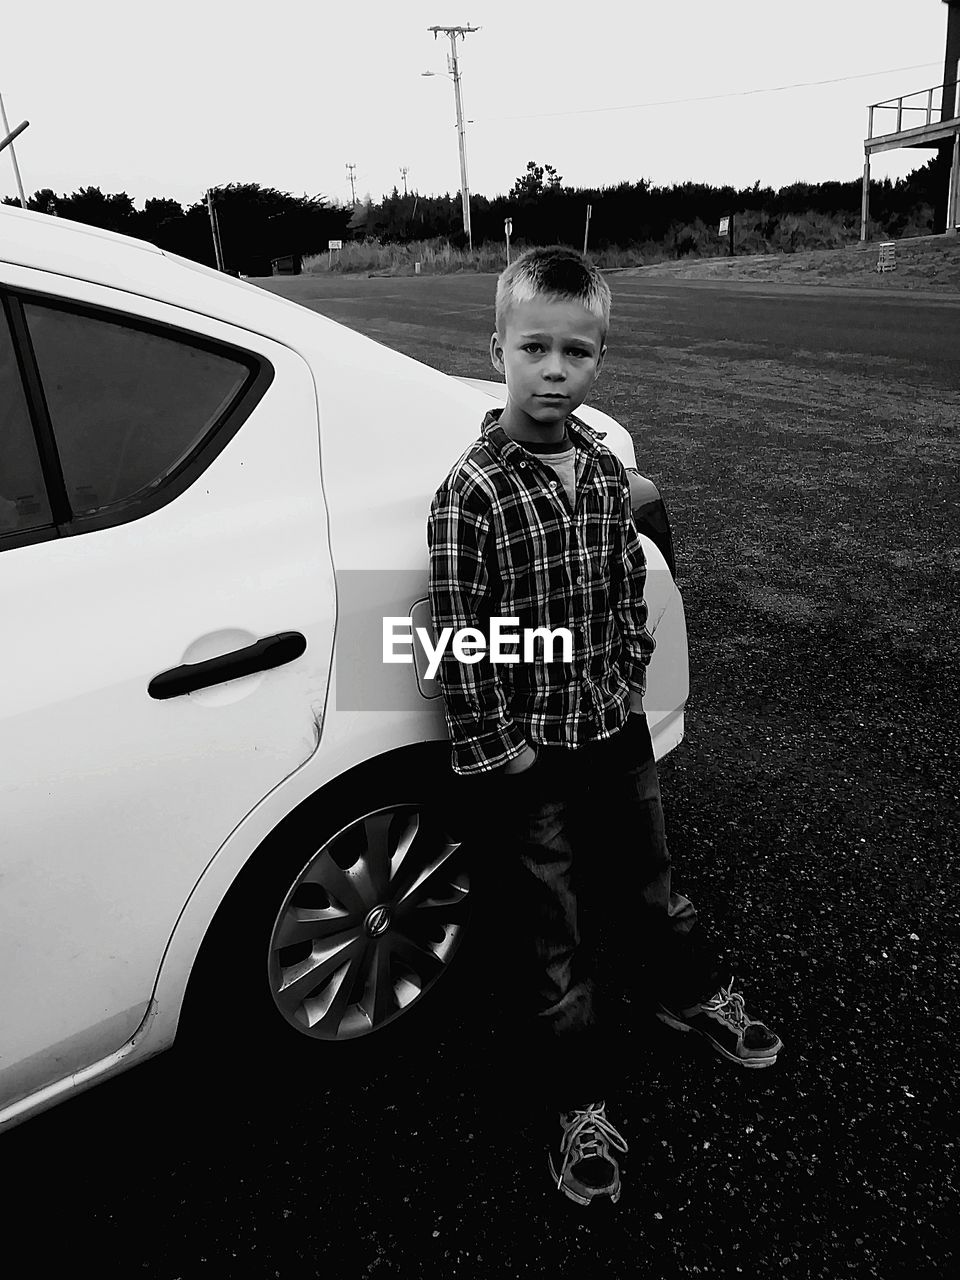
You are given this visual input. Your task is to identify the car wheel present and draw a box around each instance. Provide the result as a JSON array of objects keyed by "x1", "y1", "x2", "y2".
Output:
[
  {"x1": 267, "y1": 799, "x2": 469, "y2": 1041},
  {"x1": 179, "y1": 763, "x2": 473, "y2": 1068}
]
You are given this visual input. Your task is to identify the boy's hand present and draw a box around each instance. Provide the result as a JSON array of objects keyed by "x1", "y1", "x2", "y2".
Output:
[
  {"x1": 502, "y1": 744, "x2": 538, "y2": 775},
  {"x1": 628, "y1": 688, "x2": 644, "y2": 715}
]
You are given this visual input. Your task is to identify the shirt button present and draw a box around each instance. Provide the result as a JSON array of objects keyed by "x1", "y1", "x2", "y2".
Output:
[{"x1": 550, "y1": 480, "x2": 558, "y2": 489}]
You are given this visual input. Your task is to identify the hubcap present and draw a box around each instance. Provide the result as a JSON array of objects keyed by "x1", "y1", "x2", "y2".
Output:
[
  {"x1": 364, "y1": 904, "x2": 392, "y2": 937},
  {"x1": 267, "y1": 804, "x2": 469, "y2": 1040}
]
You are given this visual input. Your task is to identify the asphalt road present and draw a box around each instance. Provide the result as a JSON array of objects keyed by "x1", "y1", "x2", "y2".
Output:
[
  {"x1": 5, "y1": 275, "x2": 958, "y2": 1280},
  {"x1": 254, "y1": 271, "x2": 960, "y2": 391}
]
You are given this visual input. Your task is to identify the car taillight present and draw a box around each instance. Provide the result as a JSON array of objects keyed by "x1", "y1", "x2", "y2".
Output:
[{"x1": 626, "y1": 468, "x2": 677, "y2": 581}]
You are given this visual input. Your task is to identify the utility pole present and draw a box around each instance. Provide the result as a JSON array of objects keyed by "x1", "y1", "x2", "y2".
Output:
[
  {"x1": 346, "y1": 163, "x2": 357, "y2": 206},
  {"x1": 400, "y1": 166, "x2": 409, "y2": 197},
  {"x1": 427, "y1": 24, "x2": 479, "y2": 250},
  {"x1": 205, "y1": 189, "x2": 225, "y2": 271},
  {"x1": 0, "y1": 93, "x2": 28, "y2": 209}
]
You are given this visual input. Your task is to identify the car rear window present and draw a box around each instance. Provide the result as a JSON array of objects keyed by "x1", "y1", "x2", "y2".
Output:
[
  {"x1": 23, "y1": 302, "x2": 251, "y2": 516},
  {"x1": 0, "y1": 302, "x2": 53, "y2": 536}
]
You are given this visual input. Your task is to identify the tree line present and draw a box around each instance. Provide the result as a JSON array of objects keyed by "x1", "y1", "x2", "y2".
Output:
[
  {"x1": 2, "y1": 156, "x2": 949, "y2": 271},
  {"x1": 357, "y1": 156, "x2": 948, "y2": 251},
  {"x1": 1, "y1": 183, "x2": 352, "y2": 274}
]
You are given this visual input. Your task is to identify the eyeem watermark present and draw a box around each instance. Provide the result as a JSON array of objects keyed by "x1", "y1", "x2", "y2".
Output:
[
  {"x1": 334, "y1": 568, "x2": 664, "y2": 711},
  {"x1": 384, "y1": 617, "x2": 572, "y2": 680}
]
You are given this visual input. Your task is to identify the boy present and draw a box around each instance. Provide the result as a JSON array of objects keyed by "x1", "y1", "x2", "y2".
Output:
[{"x1": 427, "y1": 247, "x2": 781, "y2": 1207}]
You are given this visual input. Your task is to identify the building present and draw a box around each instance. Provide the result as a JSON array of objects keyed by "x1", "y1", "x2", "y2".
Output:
[{"x1": 860, "y1": 0, "x2": 960, "y2": 238}]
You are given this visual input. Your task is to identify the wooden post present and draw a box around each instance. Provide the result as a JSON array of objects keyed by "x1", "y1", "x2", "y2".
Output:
[
  {"x1": 947, "y1": 130, "x2": 960, "y2": 235},
  {"x1": 583, "y1": 204, "x2": 592, "y2": 255},
  {"x1": 860, "y1": 154, "x2": 871, "y2": 242},
  {"x1": 504, "y1": 216, "x2": 512, "y2": 265}
]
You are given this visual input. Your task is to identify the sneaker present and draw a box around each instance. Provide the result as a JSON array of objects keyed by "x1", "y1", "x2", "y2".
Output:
[
  {"x1": 547, "y1": 1101, "x2": 629, "y2": 1206},
  {"x1": 655, "y1": 977, "x2": 782, "y2": 1069}
]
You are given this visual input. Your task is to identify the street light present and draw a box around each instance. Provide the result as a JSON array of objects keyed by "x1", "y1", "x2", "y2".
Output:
[{"x1": 422, "y1": 24, "x2": 478, "y2": 250}]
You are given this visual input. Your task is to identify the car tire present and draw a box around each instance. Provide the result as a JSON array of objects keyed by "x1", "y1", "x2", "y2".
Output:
[{"x1": 176, "y1": 754, "x2": 478, "y2": 1086}]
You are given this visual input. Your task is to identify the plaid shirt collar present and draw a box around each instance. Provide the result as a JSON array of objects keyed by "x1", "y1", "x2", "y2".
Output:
[{"x1": 479, "y1": 407, "x2": 607, "y2": 468}]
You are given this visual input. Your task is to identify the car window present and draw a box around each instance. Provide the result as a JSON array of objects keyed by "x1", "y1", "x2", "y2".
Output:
[
  {"x1": 23, "y1": 302, "x2": 251, "y2": 516},
  {"x1": 0, "y1": 303, "x2": 53, "y2": 536}
]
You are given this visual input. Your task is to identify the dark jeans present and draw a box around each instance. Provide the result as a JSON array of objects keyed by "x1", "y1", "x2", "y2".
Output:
[{"x1": 452, "y1": 713, "x2": 721, "y2": 1110}]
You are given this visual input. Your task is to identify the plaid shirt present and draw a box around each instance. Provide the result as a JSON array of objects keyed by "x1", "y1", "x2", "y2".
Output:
[{"x1": 427, "y1": 408, "x2": 655, "y2": 775}]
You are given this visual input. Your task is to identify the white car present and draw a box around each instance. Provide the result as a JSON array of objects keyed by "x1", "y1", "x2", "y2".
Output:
[{"x1": 0, "y1": 205, "x2": 689, "y2": 1133}]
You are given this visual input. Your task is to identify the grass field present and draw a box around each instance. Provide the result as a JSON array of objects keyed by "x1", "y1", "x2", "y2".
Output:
[
  {"x1": 256, "y1": 273, "x2": 960, "y2": 1275},
  {"x1": 626, "y1": 232, "x2": 960, "y2": 292},
  {"x1": 303, "y1": 231, "x2": 960, "y2": 292}
]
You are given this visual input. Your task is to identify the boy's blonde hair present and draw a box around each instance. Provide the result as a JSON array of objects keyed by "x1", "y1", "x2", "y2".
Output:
[{"x1": 495, "y1": 245, "x2": 611, "y2": 340}]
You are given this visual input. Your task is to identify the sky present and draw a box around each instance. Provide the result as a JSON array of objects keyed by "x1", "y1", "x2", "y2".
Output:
[{"x1": 1, "y1": 1, "x2": 953, "y2": 211}]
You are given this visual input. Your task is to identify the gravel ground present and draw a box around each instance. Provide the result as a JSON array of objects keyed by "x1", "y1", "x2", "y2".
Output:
[
  {"x1": 5, "y1": 275, "x2": 958, "y2": 1278},
  {"x1": 561, "y1": 276, "x2": 959, "y2": 1277}
]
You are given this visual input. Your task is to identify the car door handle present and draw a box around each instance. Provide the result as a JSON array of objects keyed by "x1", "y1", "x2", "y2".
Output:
[{"x1": 147, "y1": 631, "x2": 307, "y2": 700}]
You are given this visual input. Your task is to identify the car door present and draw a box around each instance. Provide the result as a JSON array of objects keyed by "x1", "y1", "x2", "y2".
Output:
[{"x1": 0, "y1": 274, "x2": 335, "y2": 1109}]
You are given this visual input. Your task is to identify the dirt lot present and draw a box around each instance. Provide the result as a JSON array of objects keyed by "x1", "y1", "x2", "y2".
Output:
[{"x1": 260, "y1": 272, "x2": 960, "y2": 1277}]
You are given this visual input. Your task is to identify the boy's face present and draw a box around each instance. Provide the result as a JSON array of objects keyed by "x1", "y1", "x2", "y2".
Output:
[{"x1": 490, "y1": 295, "x2": 606, "y2": 435}]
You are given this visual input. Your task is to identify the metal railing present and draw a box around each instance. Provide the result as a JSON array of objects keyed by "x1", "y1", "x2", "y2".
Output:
[{"x1": 867, "y1": 78, "x2": 960, "y2": 139}]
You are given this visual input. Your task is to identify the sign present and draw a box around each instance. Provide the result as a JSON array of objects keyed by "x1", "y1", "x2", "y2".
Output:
[
  {"x1": 504, "y1": 219, "x2": 513, "y2": 235},
  {"x1": 876, "y1": 242, "x2": 896, "y2": 272},
  {"x1": 328, "y1": 239, "x2": 343, "y2": 250},
  {"x1": 718, "y1": 217, "x2": 729, "y2": 236}
]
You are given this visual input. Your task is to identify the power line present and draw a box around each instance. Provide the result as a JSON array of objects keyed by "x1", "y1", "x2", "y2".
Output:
[{"x1": 476, "y1": 61, "x2": 943, "y2": 123}]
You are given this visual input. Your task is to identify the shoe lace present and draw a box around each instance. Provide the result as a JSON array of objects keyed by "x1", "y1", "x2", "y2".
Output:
[
  {"x1": 556, "y1": 1102, "x2": 629, "y2": 1191},
  {"x1": 703, "y1": 978, "x2": 749, "y2": 1030}
]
